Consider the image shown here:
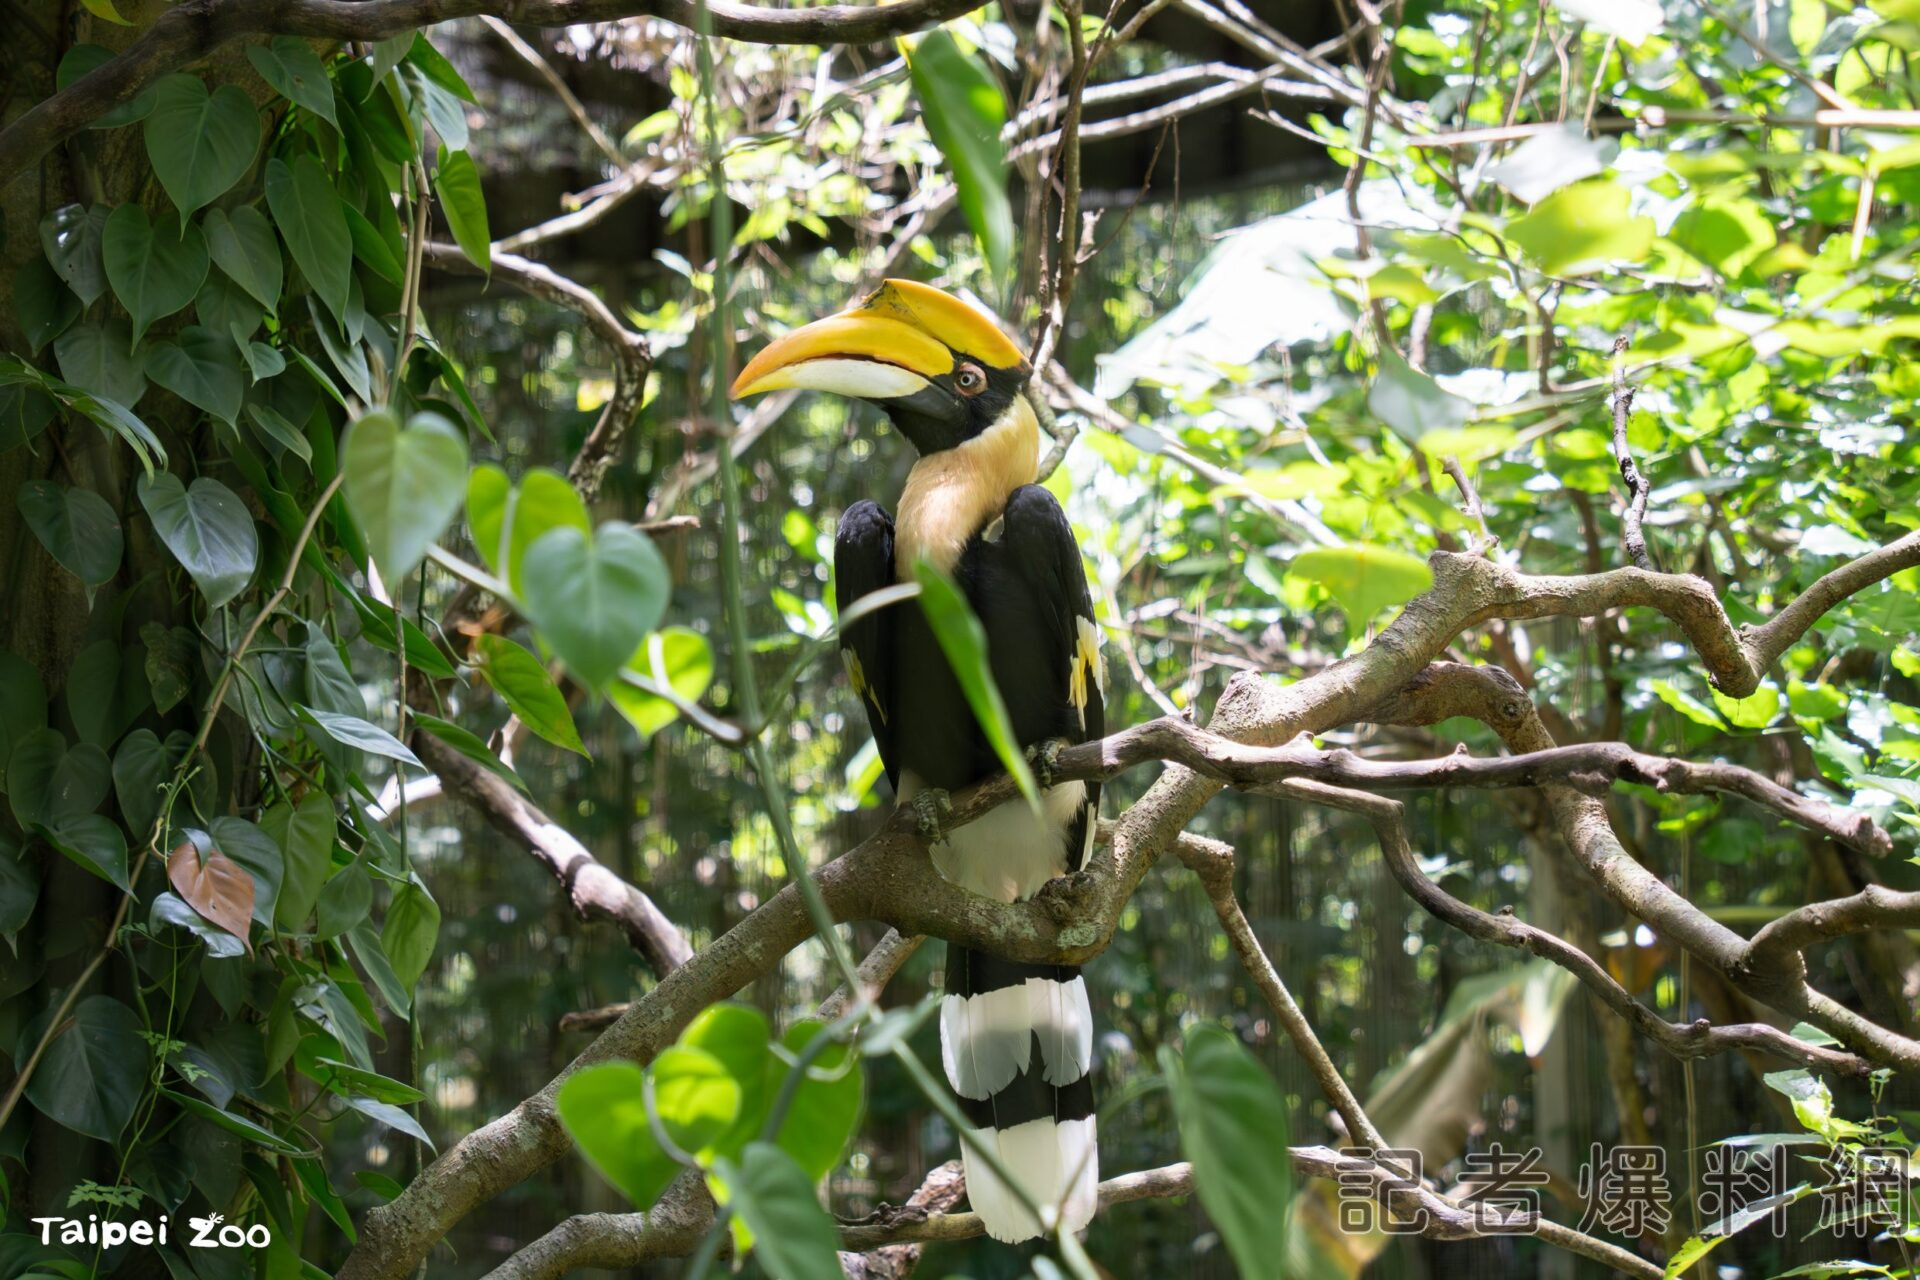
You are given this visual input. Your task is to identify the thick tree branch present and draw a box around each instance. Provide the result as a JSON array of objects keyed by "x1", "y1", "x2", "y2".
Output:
[
  {"x1": 414, "y1": 733, "x2": 692, "y2": 975},
  {"x1": 343, "y1": 531, "x2": 1920, "y2": 1279},
  {"x1": 0, "y1": 0, "x2": 987, "y2": 183}
]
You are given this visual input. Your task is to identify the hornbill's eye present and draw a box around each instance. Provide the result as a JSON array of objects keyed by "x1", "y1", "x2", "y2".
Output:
[{"x1": 954, "y1": 362, "x2": 987, "y2": 396}]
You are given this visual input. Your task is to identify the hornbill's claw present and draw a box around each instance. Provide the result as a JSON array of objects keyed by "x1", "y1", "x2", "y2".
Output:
[
  {"x1": 1027, "y1": 737, "x2": 1070, "y2": 791},
  {"x1": 911, "y1": 788, "x2": 954, "y2": 847}
]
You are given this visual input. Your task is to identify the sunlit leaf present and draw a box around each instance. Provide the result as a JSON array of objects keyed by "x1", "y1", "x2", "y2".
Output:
[
  {"x1": 474, "y1": 634, "x2": 587, "y2": 756},
  {"x1": 1285, "y1": 544, "x2": 1433, "y2": 639},
  {"x1": 906, "y1": 31, "x2": 1013, "y2": 285},
  {"x1": 340, "y1": 407, "x2": 468, "y2": 582}
]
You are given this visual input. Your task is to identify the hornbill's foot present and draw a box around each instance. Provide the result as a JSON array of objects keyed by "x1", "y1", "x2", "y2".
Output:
[
  {"x1": 912, "y1": 788, "x2": 954, "y2": 847},
  {"x1": 1027, "y1": 737, "x2": 1071, "y2": 791}
]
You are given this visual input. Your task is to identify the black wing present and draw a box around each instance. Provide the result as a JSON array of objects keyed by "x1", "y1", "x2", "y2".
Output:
[
  {"x1": 966, "y1": 484, "x2": 1104, "y2": 865},
  {"x1": 835, "y1": 500, "x2": 900, "y2": 789}
]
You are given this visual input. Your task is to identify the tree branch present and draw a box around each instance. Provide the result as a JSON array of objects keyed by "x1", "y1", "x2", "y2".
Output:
[
  {"x1": 0, "y1": 0, "x2": 988, "y2": 183},
  {"x1": 414, "y1": 732, "x2": 692, "y2": 975}
]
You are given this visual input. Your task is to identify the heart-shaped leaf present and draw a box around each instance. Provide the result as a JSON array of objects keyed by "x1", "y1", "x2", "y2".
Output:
[
  {"x1": 247, "y1": 37, "x2": 338, "y2": 128},
  {"x1": 208, "y1": 814, "x2": 282, "y2": 926},
  {"x1": 266, "y1": 155, "x2": 352, "y2": 325},
  {"x1": 195, "y1": 273, "x2": 264, "y2": 346},
  {"x1": 719, "y1": 1143, "x2": 845, "y2": 1280},
  {"x1": 17, "y1": 257, "x2": 81, "y2": 354},
  {"x1": 168, "y1": 834, "x2": 255, "y2": 953},
  {"x1": 522, "y1": 523, "x2": 670, "y2": 691},
  {"x1": 65, "y1": 637, "x2": 150, "y2": 747},
  {"x1": 17, "y1": 479, "x2": 122, "y2": 588},
  {"x1": 21, "y1": 995, "x2": 147, "y2": 1143},
  {"x1": 39, "y1": 203, "x2": 109, "y2": 304},
  {"x1": 474, "y1": 634, "x2": 586, "y2": 755},
  {"x1": 146, "y1": 327, "x2": 245, "y2": 424},
  {"x1": 341, "y1": 408, "x2": 468, "y2": 582},
  {"x1": 144, "y1": 74, "x2": 261, "y2": 216},
  {"x1": 558, "y1": 1051, "x2": 741, "y2": 1210},
  {"x1": 262, "y1": 793, "x2": 337, "y2": 933},
  {"x1": 7, "y1": 728, "x2": 110, "y2": 830},
  {"x1": 46, "y1": 814, "x2": 130, "y2": 890},
  {"x1": 57, "y1": 47, "x2": 158, "y2": 130},
  {"x1": 103, "y1": 204, "x2": 209, "y2": 346},
  {"x1": 381, "y1": 879, "x2": 439, "y2": 987},
  {"x1": 203, "y1": 206, "x2": 284, "y2": 313},
  {"x1": 55, "y1": 319, "x2": 147, "y2": 408},
  {"x1": 137, "y1": 471, "x2": 259, "y2": 608},
  {"x1": 611, "y1": 628, "x2": 714, "y2": 740}
]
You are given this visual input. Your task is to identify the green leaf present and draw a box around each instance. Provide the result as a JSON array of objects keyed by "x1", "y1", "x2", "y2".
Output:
[
  {"x1": 20, "y1": 996, "x2": 147, "y2": 1143},
  {"x1": 1507, "y1": 179, "x2": 1655, "y2": 277},
  {"x1": 434, "y1": 147, "x2": 490, "y2": 272},
  {"x1": 1159, "y1": 1023, "x2": 1291, "y2": 1279},
  {"x1": 1649, "y1": 678, "x2": 1724, "y2": 729},
  {"x1": 720, "y1": 1143, "x2": 845, "y2": 1280},
  {"x1": 381, "y1": 879, "x2": 440, "y2": 988},
  {"x1": 306, "y1": 1057, "x2": 425, "y2": 1105},
  {"x1": 145, "y1": 327, "x2": 245, "y2": 425},
  {"x1": 911, "y1": 559, "x2": 1040, "y2": 809},
  {"x1": 45, "y1": 815, "x2": 129, "y2": 891},
  {"x1": 263, "y1": 793, "x2": 336, "y2": 933},
  {"x1": 196, "y1": 272, "x2": 264, "y2": 345},
  {"x1": 17, "y1": 257, "x2": 80, "y2": 354},
  {"x1": 0, "y1": 650, "x2": 49, "y2": 763},
  {"x1": 137, "y1": 471, "x2": 259, "y2": 608},
  {"x1": 112, "y1": 727, "x2": 171, "y2": 835},
  {"x1": 906, "y1": 31, "x2": 1013, "y2": 284},
  {"x1": 247, "y1": 401, "x2": 313, "y2": 462},
  {"x1": 209, "y1": 814, "x2": 283, "y2": 927},
  {"x1": 247, "y1": 37, "x2": 338, "y2": 128},
  {"x1": 1369, "y1": 350, "x2": 1471, "y2": 442},
  {"x1": 1667, "y1": 196, "x2": 1775, "y2": 277},
  {"x1": 405, "y1": 33, "x2": 479, "y2": 103},
  {"x1": 768, "y1": 1021, "x2": 862, "y2": 1180},
  {"x1": 558, "y1": 1053, "x2": 740, "y2": 1209},
  {"x1": 141, "y1": 624, "x2": 198, "y2": 714},
  {"x1": 522, "y1": 523, "x2": 670, "y2": 691},
  {"x1": 346, "y1": 921, "x2": 412, "y2": 1019},
  {"x1": 412, "y1": 711, "x2": 527, "y2": 793},
  {"x1": 316, "y1": 864, "x2": 373, "y2": 939},
  {"x1": 340, "y1": 407, "x2": 469, "y2": 582},
  {"x1": 151, "y1": 888, "x2": 246, "y2": 956},
  {"x1": 56, "y1": 48, "x2": 157, "y2": 129},
  {"x1": 203, "y1": 206, "x2": 284, "y2": 314},
  {"x1": 0, "y1": 833, "x2": 39, "y2": 943},
  {"x1": 8, "y1": 729, "x2": 110, "y2": 830},
  {"x1": 611, "y1": 628, "x2": 715, "y2": 739},
  {"x1": 102, "y1": 204, "x2": 209, "y2": 346},
  {"x1": 39, "y1": 203, "x2": 109, "y2": 305},
  {"x1": 65, "y1": 637, "x2": 148, "y2": 747},
  {"x1": 297, "y1": 706, "x2": 422, "y2": 767},
  {"x1": 681, "y1": 1004, "x2": 773, "y2": 1159},
  {"x1": 17, "y1": 479, "x2": 121, "y2": 589},
  {"x1": 1712, "y1": 681, "x2": 1783, "y2": 730},
  {"x1": 54, "y1": 319, "x2": 147, "y2": 408},
  {"x1": 143, "y1": 75, "x2": 260, "y2": 216},
  {"x1": 475, "y1": 634, "x2": 586, "y2": 755},
  {"x1": 159, "y1": 1088, "x2": 305, "y2": 1154},
  {"x1": 1285, "y1": 545, "x2": 1434, "y2": 639},
  {"x1": 266, "y1": 155, "x2": 352, "y2": 325}
]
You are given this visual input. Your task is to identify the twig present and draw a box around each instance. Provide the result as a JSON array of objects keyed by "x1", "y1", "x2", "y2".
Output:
[
  {"x1": 480, "y1": 17, "x2": 625, "y2": 168},
  {"x1": 1609, "y1": 336, "x2": 1653, "y2": 571},
  {"x1": 1441, "y1": 455, "x2": 1494, "y2": 553}
]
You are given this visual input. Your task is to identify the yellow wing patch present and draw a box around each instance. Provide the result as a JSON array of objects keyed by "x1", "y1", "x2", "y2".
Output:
[
  {"x1": 1067, "y1": 616, "x2": 1107, "y2": 720},
  {"x1": 843, "y1": 649, "x2": 888, "y2": 725}
]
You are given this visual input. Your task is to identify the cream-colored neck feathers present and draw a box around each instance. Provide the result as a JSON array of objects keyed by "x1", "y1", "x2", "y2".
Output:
[{"x1": 894, "y1": 396, "x2": 1040, "y2": 578}]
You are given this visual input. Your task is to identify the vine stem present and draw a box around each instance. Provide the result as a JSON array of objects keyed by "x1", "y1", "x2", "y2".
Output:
[
  {"x1": 691, "y1": 0, "x2": 861, "y2": 995},
  {"x1": 0, "y1": 473, "x2": 344, "y2": 1133}
]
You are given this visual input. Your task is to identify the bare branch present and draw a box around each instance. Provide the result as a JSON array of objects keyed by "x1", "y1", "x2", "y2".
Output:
[
  {"x1": 0, "y1": 0, "x2": 989, "y2": 182},
  {"x1": 424, "y1": 243, "x2": 648, "y2": 497},
  {"x1": 414, "y1": 733, "x2": 692, "y2": 976},
  {"x1": 480, "y1": 17, "x2": 626, "y2": 167},
  {"x1": 1609, "y1": 337, "x2": 1653, "y2": 571}
]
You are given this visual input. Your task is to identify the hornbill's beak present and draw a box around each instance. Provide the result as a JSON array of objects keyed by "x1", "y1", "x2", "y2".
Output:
[{"x1": 730, "y1": 279, "x2": 1030, "y2": 455}]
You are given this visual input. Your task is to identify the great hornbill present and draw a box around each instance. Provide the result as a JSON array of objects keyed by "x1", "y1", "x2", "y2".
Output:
[{"x1": 731, "y1": 279, "x2": 1105, "y2": 1243}]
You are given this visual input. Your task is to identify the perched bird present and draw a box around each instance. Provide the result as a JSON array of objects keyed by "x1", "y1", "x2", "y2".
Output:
[{"x1": 732, "y1": 279, "x2": 1105, "y2": 1243}]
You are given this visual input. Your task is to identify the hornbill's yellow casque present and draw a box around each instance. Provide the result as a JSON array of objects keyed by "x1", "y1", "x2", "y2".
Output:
[{"x1": 732, "y1": 279, "x2": 1106, "y2": 1243}]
